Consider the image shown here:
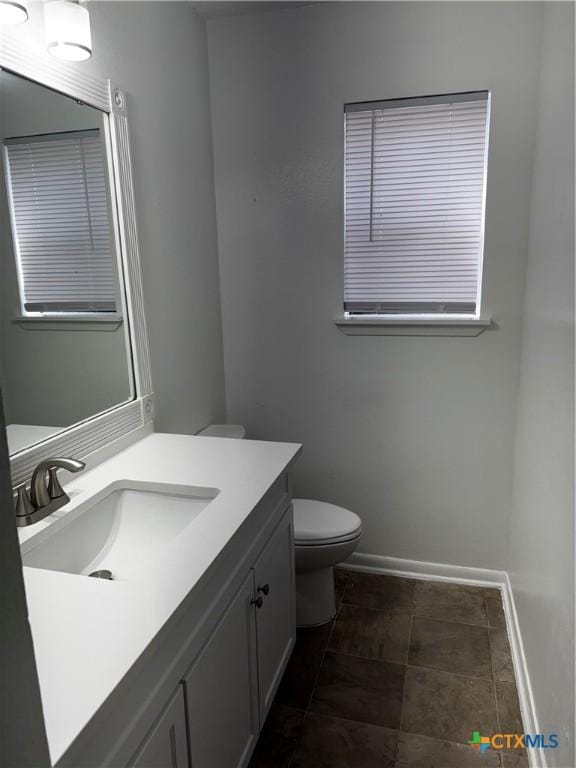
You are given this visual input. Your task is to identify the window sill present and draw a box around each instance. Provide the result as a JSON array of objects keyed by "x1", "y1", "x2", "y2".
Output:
[
  {"x1": 15, "y1": 314, "x2": 124, "y2": 331},
  {"x1": 335, "y1": 315, "x2": 493, "y2": 337}
]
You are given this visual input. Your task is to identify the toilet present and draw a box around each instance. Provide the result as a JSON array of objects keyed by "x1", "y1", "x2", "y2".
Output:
[
  {"x1": 292, "y1": 499, "x2": 362, "y2": 626},
  {"x1": 198, "y1": 424, "x2": 362, "y2": 626}
]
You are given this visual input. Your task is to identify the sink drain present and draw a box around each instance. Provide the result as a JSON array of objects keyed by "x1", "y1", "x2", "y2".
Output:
[{"x1": 89, "y1": 569, "x2": 113, "y2": 580}]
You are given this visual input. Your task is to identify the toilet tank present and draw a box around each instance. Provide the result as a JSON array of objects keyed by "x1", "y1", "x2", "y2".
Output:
[{"x1": 197, "y1": 424, "x2": 246, "y2": 439}]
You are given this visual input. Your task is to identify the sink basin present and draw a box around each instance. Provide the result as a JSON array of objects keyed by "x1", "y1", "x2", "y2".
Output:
[{"x1": 23, "y1": 482, "x2": 219, "y2": 580}]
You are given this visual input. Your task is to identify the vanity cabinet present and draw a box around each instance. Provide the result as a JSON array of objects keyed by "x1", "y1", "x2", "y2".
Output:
[
  {"x1": 129, "y1": 687, "x2": 188, "y2": 768},
  {"x1": 124, "y1": 502, "x2": 295, "y2": 768},
  {"x1": 185, "y1": 572, "x2": 259, "y2": 768},
  {"x1": 184, "y1": 508, "x2": 295, "y2": 768}
]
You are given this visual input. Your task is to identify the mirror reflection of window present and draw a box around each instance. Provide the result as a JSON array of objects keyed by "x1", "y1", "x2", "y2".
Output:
[
  {"x1": 4, "y1": 129, "x2": 117, "y2": 316},
  {"x1": 0, "y1": 69, "x2": 134, "y2": 455}
]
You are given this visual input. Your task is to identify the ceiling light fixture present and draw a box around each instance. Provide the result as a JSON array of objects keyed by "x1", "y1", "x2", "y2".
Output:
[
  {"x1": 44, "y1": 0, "x2": 92, "y2": 62},
  {"x1": 0, "y1": 0, "x2": 29, "y2": 25}
]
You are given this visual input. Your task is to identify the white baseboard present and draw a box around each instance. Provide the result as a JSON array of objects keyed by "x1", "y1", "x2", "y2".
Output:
[
  {"x1": 343, "y1": 551, "x2": 507, "y2": 587},
  {"x1": 341, "y1": 552, "x2": 543, "y2": 768},
  {"x1": 501, "y1": 573, "x2": 544, "y2": 768}
]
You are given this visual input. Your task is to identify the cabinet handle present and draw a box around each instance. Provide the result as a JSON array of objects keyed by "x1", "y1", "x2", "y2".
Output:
[
  {"x1": 257, "y1": 584, "x2": 270, "y2": 596},
  {"x1": 251, "y1": 596, "x2": 264, "y2": 609}
]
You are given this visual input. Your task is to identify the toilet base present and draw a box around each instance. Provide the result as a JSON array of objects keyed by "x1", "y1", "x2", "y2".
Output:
[{"x1": 295, "y1": 566, "x2": 336, "y2": 627}]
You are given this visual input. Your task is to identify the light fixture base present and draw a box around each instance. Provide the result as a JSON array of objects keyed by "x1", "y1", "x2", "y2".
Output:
[
  {"x1": 44, "y1": 0, "x2": 92, "y2": 61},
  {"x1": 47, "y1": 41, "x2": 91, "y2": 62},
  {"x1": 0, "y1": 0, "x2": 29, "y2": 25}
]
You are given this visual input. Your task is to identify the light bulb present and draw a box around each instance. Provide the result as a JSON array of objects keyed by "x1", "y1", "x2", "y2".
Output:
[
  {"x1": 44, "y1": 0, "x2": 92, "y2": 62},
  {"x1": 0, "y1": 0, "x2": 29, "y2": 25}
]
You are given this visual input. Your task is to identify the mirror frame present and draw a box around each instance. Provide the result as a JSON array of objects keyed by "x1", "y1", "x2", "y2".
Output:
[{"x1": 0, "y1": 34, "x2": 154, "y2": 488}]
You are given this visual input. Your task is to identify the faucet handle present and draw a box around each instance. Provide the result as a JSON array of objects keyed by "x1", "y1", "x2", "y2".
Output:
[
  {"x1": 30, "y1": 457, "x2": 85, "y2": 508},
  {"x1": 47, "y1": 467, "x2": 66, "y2": 500},
  {"x1": 15, "y1": 484, "x2": 34, "y2": 518}
]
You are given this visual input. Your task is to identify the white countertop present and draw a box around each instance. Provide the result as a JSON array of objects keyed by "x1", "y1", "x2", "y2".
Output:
[
  {"x1": 6, "y1": 424, "x2": 63, "y2": 454},
  {"x1": 19, "y1": 432, "x2": 301, "y2": 765}
]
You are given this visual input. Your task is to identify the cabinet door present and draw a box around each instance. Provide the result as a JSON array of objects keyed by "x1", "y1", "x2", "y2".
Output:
[
  {"x1": 253, "y1": 507, "x2": 296, "y2": 722},
  {"x1": 184, "y1": 571, "x2": 259, "y2": 768},
  {"x1": 129, "y1": 686, "x2": 189, "y2": 768}
]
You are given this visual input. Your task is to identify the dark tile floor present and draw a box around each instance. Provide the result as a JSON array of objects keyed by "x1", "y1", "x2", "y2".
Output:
[{"x1": 250, "y1": 569, "x2": 527, "y2": 768}]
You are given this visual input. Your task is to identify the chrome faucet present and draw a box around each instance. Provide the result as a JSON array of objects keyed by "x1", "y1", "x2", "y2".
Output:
[{"x1": 15, "y1": 457, "x2": 86, "y2": 527}]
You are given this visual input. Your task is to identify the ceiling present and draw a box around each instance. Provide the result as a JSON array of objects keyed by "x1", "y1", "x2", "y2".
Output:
[{"x1": 192, "y1": 1, "x2": 316, "y2": 20}]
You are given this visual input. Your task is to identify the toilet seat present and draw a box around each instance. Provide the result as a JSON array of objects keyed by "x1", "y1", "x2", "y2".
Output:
[{"x1": 293, "y1": 499, "x2": 362, "y2": 547}]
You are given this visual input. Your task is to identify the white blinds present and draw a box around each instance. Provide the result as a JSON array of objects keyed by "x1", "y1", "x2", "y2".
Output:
[
  {"x1": 344, "y1": 92, "x2": 490, "y2": 315},
  {"x1": 4, "y1": 130, "x2": 117, "y2": 313}
]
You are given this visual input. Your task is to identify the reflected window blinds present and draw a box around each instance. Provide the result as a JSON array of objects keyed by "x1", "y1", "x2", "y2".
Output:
[{"x1": 4, "y1": 129, "x2": 117, "y2": 314}]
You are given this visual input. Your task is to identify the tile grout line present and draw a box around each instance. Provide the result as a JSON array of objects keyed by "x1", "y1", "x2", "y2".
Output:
[
  {"x1": 398, "y1": 722, "x2": 507, "y2": 750},
  {"x1": 486, "y1": 598, "x2": 506, "y2": 768},
  {"x1": 286, "y1": 572, "x2": 347, "y2": 768},
  {"x1": 305, "y1": 603, "x2": 339, "y2": 716},
  {"x1": 396, "y1": 612, "x2": 414, "y2": 758},
  {"x1": 335, "y1": 572, "x2": 412, "y2": 765},
  {"x1": 293, "y1": 647, "x2": 499, "y2": 685},
  {"x1": 403, "y1": 660, "x2": 494, "y2": 683},
  {"x1": 340, "y1": 567, "x2": 493, "y2": 629},
  {"x1": 340, "y1": 599, "x2": 491, "y2": 629},
  {"x1": 488, "y1": 612, "x2": 526, "y2": 765},
  {"x1": 321, "y1": 631, "x2": 497, "y2": 683},
  {"x1": 291, "y1": 709, "x2": 502, "y2": 758}
]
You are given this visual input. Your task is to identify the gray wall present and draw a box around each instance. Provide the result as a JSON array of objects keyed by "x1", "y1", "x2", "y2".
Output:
[
  {"x1": 0, "y1": 73, "x2": 132, "y2": 428},
  {"x1": 88, "y1": 1, "x2": 227, "y2": 434},
  {"x1": 5, "y1": 1, "x2": 227, "y2": 435},
  {"x1": 0, "y1": 395, "x2": 49, "y2": 767},
  {"x1": 208, "y1": 1, "x2": 543, "y2": 569},
  {"x1": 508, "y1": 4, "x2": 575, "y2": 764}
]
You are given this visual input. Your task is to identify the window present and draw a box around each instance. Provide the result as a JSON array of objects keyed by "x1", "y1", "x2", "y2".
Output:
[
  {"x1": 344, "y1": 92, "x2": 490, "y2": 317},
  {"x1": 3, "y1": 129, "x2": 117, "y2": 315}
]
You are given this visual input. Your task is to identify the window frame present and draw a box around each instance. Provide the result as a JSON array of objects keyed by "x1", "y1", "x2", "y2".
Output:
[{"x1": 338, "y1": 91, "x2": 493, "y2": 336}]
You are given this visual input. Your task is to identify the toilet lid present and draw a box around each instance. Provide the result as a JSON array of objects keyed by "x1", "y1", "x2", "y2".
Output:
[
  {"x1": 293, "y1": 499, "x2": 362, "y2": 545},
  {"x1": 198, "y1": 424, "x2": 246, "y2": 439}
]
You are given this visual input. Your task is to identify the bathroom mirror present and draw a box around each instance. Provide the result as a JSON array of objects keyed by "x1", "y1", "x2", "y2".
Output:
[
  {"x1": 0, "y1": 35, "x2": 153, "y2": 487},
  {"x1": 0, "y1": 70, "x2": 134, "y2": 454}
]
